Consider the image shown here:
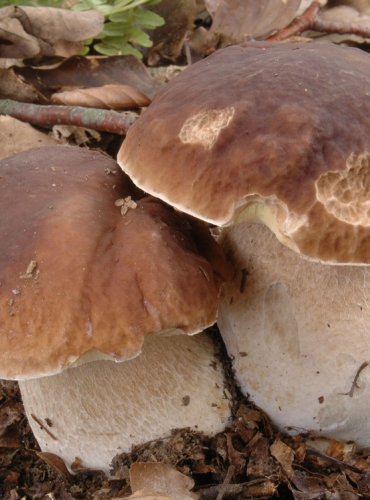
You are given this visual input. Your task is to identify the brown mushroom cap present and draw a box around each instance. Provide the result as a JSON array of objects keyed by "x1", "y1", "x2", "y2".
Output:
[
  {"x1": 118, "y1": 42, "x2": 370, "y2": 264},
  {"x1": 0, "y1": 146, "x2": 222, "y2": 380}
]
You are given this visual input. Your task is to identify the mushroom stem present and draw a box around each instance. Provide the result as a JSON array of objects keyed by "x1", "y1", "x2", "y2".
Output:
[
  {"x1": 19, "y1": 332, "x2": 231, "y2": 472},
  {"x1": 218, "y1": 222, "x2": 370, "y2": 446}
]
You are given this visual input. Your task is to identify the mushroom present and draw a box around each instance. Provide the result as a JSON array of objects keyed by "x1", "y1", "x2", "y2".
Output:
[
  {"x1": 0, "y1": 145, "x2": 231, "y2": 471},
  {"x1": 117, "y1": 42, "x2": 370, "y2": 445}
]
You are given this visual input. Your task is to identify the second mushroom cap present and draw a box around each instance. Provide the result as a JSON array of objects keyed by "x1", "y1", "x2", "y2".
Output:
[{"x1": 118, "y1": 41, "x2": 370, "y2": 264}]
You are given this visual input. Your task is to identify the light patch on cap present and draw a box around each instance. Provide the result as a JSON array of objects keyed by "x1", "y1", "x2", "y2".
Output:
[
  {"x1": 316, "y1": 152, "x2": 370, "y2": 226},
  {"x1": 178, "y1": 107, "x2": 235, "y2": 149}
]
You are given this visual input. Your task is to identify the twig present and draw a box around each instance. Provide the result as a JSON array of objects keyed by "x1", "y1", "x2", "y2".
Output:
[
  {"x1": 339, "y1": 361, "x2": 369, "y2": 398},
  {"x1": 267, "y1": 1, "x2": 321, "y2": 41},
  {"x1": 0, "y1": 99, "x2": 138, "y2": 134},
  {"x1": 31, "y1": 413, "x2": 58, "y2": 441},
  {"x1": 313, "y1": 17, "x2": 370, "y2": 39},
  {"x1": 267, "y1": 1, "x2": 370, "y2": 42},
  {"x1": 199, "y1": 478, "x2": 275, "y2": 498},
  {"x1": 306, "y1": 447, "x2": 362, "y2": 473},
  {"x1": 199, "y1": 482, "x2": 247, "y2": 499},
  {"x1": 184, "y1": 37, "x2": 192, "y2": 65},
  {"x1": 216, "y1": 465, "x2": 235, "y2": 500}
]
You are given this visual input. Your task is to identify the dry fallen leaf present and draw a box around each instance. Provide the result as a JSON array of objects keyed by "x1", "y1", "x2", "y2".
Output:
[
  {"x1": 247, "y1": 437, "x2": 276, "y2": 479},
  {"x1": 129, "y1": 462, "x2": 199, "y2": 500},
  {"x1": 51, "y1": 125, "x2": 101, "y2": 146},
  {"x1": 0, "y1": 67, "x2": 41, "y2": 102},
  {"x1": 123, "y1": 491, "x2": 169, "y2": 499},
  {"x1": 15, "y1": 55, "x2": 160, "y2": 103},
  {"x1": 51, "y1": 84, "x2": 150, "y2": 110},
  {"x1": 0, "y1": 400, "x2": 23, "y2": 436},
  {"x1": 35, "y1": 451, "x2": 72, "y2": 480},
  {"x1": 148, "y1": 0, "x2": 197, "y2": 64},
  {"x1": 206, "y1": 0, "x2": 301, "y2": 43},
  {"x1": 0, "y1": 116, "x2": 59, "y2": 160},
  {"x1": 270, "y1": 438, "x2": 295, "y2": 478},
  {"x1": 0, "y1": 6, "x2": 104, "y2": 58}
]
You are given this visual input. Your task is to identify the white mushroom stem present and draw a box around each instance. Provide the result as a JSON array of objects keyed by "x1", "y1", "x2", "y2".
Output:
[
  {"x1": 218, "y1": 222, "x2": 370, "y2": 446},
  {"x1": 19, "y1": 332, "x2": 231, "y2": 472}
]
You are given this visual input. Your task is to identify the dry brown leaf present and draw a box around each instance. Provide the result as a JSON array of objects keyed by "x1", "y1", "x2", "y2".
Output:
[
  {"x1": 52, "y1": 124, "x2": 101, "y2": 146},
  {"x1": 206, "y1": 0, "x2": 301, "y2": 43},
  {"x1": 0, "y1": 428, "x2": 21, "y2": 448},
  {"x1": 0, "y1": 68, "x2": 41, "y2": 102},
  {"x1": 187, "y1": 27, "x2": 219, "y2": 57},
  {"x1": 270, "y1": 438, "x2": 295, "y2": 478},
  {"x1": 35, "y1": 451, "x2": 72, "y2": 479},
  {"x1": 247, "y1": 437, "x2": 276, "y2": 479},
  {"x1": 244, "y1": 480, "x2": 277, "y2": 497},
  {"x1": 325, "y1": 438, "x2": 355, "y2": 462},
  {"x1": 0, "y1": 7, "x2": 41, "y2": 59},
  {"x1": 51, "y1": 84, "x2": 150, "y2": 110},
  {"x1": 0, "y1": 116, "x2": 59, "y2": 160},
  {"x1": 0, "y1": 400, "x2": 24, "y2": 436},
  {"x1": 123, "y1": 491, "x2": 169, "y2": 499},
  {"x1": 0, "y1": 396, "x2": 22, "y2": 449},
  {"x1": 15, "y1": 55, "x2": 160, "y2": 103},
  {"x1": 289, "y1": 470, "x2": 326, "y2": 498},
  {"x1": 147, "y1": 0, "x2": 197, "y2": 64},
  {"x1": 324, "y1": 472, "x2": 358, "y2": 498},
  {"x1": 0, "y1": 58, "x2": 21, "y2": 69},
  {"x1": 20, "y1": 6, "x2": 103, "y2": 44},
  {"x1": 0, "y1": 6, "x2": 104, "y2": 58},
  {"x1": 129, "y1": 462, "x2": 198, "y2": 500}
]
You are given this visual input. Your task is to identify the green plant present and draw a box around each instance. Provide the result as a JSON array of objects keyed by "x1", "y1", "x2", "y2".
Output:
[
  {"x1": 0, "y1": 0, "x2": 164, "y2": 58},
  {"x1": 75, "y1": 0, "x2": 164, "y2": 58},
  {"x1": 0, "y1": 0, "x2": 62, "y2": 5}
]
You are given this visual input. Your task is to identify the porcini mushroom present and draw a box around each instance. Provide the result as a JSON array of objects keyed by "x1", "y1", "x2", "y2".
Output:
[
  {"x1": 0, "y1": 145, "x2": 231, "y2": 470},
  {"x1": 117, "y1": 42, "x2": 370, "y2": 445}
]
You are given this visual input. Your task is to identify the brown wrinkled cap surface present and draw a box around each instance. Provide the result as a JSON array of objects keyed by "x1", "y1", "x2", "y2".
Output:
[
  {"x1": 118, "y1": 42, "x2": 370, "y2": 264},
  {"x1": 0, "y1": 146, "x2": 222, "y2": 380}
]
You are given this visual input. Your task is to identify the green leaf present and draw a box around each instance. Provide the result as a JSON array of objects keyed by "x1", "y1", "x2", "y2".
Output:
[
  {"x1": 111, "y1": 0, "x2": 134, "y2": 8},
  {"x1": 108, "y1": 0, "x2": 152, "y2": 15},
  {"x1": 94, "y1": 40, "x2": 142, "y2": 58},
  {"x1": 100, "y1": 21, "x2": 129, "y2": 36},
  {"x1": 4, "y1": 0, "x2": 165, "y2": 60},
  {"x1": 133, "y1": 9, "x2": 164, "y2": 28},
  {"x1": 109, "y1": 6, "x2": 135, "y2": 22},
  {"x1": 108, "y1": 10, "x2": 131, "y2": 22},
  {"x1": 128, "y1": 26, "x2": 152, "y2": 47}
]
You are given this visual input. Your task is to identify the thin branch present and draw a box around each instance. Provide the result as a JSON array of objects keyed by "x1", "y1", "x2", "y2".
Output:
[
  {"x1": 31, "y1": 413, "x2": 58, "y2": 441},
  {"x1": 199, "y1": 478, "x2": 275, "y2": 499},
  {"x1": 338, "y1": 361, "x2": 369, "y2": 398},
  {"x1": 267, "y1": 1, "x2": 370, "y2": 42},
  {"x1": 216, "y1": 465, "x2": 235, "y2": 500},
  {"x1": 267, "y1": 1, "x2": 321, "y2": 41},
  {"x1": 313, "y1": 17, "x2": 370, "y2": 39},
  {"x1": 0, "y1": 99, "x2": 138, "y2": 134},
  {"x1": 306, "y1": 447, "x2": 363, "y2": 473}
]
